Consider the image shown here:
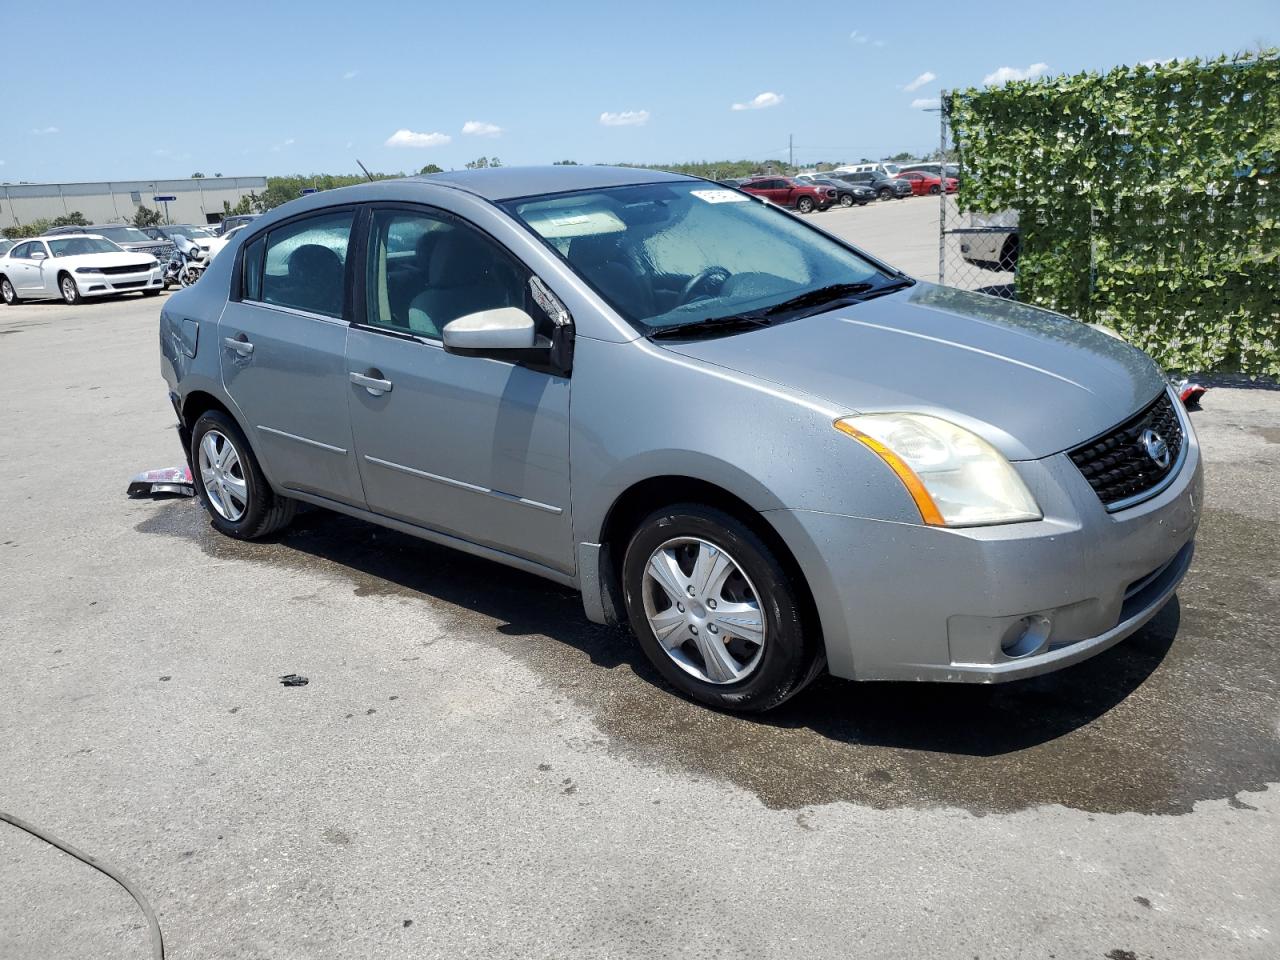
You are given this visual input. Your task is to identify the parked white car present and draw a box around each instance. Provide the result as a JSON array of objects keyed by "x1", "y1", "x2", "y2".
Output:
[
  {"x1": 0, "y1": 234, "x2": 165, "y2": 305},
  {"x1": 203, "y1": 223, "x2": 247, "y2": 262}
]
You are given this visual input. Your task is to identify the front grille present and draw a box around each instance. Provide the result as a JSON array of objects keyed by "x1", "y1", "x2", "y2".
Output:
[
  {"x1": 1068, "y1": 391, "x2": 1184, "y2": 508},
  {"x1": 111, "y1": 280, "x2": 147, "y2": 289},
  {"x1": 100, "y1": 263, "x2": 153, "y2": 276}
]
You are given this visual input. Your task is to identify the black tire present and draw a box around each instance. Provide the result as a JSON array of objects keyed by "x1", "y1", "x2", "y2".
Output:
[
  {"x1": 877, "y1": 187, "x2": 893, "y2": 201},
  {"x1": 59, "y1": 273, "x2": 83, "y2": 305},
  {"x1": 999, "y1": 235, "x2": 1020, "y2": 272},
  {"x1": 839, "y1": 194, "x2": 854, "y2": 207},
  {"x1": 142, "y1": 289, "x2": 161, "y2": 297},
  {"x1": 190, "y1": 409, "x2": 296, "y2": 540},
  {"x1": 0, "y1": 277, "x2": 19, "y2": 305},
  {"x1": 795, "y1": 196, "x2": 815, "y2": 214},
  {"x1": 621, "y1": 504, "x2": 823, "y2": 713},
  {"x1": 929, "y1": 184, "x2": 941, "y2": 195}
]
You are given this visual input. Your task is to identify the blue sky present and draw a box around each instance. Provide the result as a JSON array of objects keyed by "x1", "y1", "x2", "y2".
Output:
[{"x1": 2, "y1": 0, "x2": 1275, "y2": 182}]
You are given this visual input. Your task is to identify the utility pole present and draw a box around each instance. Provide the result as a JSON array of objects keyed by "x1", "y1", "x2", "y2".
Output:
[{"x1": 789, "y1": 134, "x2": 793, "y2": 169}]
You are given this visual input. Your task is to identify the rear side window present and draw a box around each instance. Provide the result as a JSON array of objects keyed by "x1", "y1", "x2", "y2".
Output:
[
  {"x1": 259, "y1": 210, "x2": 354, "y2": 318},
  {"x1": 241, "y1": 235, "x2": 265, "y2": 301}
]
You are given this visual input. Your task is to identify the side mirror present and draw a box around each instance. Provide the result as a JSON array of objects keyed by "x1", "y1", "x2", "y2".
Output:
[
  {"x1": 31, "y1": 251, "x2": 47, "y2": 261},
  {"x1": 442, "y1": 307, "x2": 538, "y2": 355}
]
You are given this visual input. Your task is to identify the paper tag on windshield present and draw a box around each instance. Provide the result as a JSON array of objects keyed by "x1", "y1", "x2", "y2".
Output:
[{"x1": 690, "y1": 189, "x2": 749, "y2": 204}]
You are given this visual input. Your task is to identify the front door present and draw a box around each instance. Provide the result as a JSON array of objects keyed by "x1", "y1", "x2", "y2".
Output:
[
  {"x1": 344, "y1": 205, "x2": 573, "y2": 573},
  {"x1": 9, "y1": 241, "x2": 50, "y2": 295},
  {"x1": 219, "y1": 208, "x2": 366, "y2": 507}
]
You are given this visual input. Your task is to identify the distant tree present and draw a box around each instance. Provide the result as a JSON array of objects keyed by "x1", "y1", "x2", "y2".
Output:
[
  {"x1": 3, "y1": 218, "x2": 54, "y2": 238},
  {"x1": 419, "y1": 163, "x2": 444, "y2": 175},
  {"x1": 886, "y1": 151, "x2": 915, "y2": 163},
  {"x1": 552, "y1": 160, "x2": 579, "y2": 165},
  {"x1": 191, "y1": 172, "x2": 206, "y2": 179},
  {"x1": 214, "y1": 173, "x2": 223, "y2": 178},
  {"x1": 489, "y1": 156, "x2": 503, "y2": 168},
  {"x1": 51, "y1": 211, "x2": 90, "y2": 228},
  {"x1": 464, "y1": 157, "x2": 489, "y2": 169},
  {"x1": 132, "y1": 206, "x2": 164, "y2": 228}
]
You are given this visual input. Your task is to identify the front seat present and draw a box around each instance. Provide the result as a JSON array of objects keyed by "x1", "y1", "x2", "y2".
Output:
[
  {"x1": 407, "y1": 228, "x2": 517, "y2": 339},
  {"x1": 567, "y1": 233, "x2": 655, "y2": 318},
  {"x1": 284, "y1": 244, "x2": 344, "y2": 315}
]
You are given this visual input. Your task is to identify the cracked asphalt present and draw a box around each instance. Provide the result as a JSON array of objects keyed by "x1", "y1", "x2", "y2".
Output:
[{"x1": 1, "y1": 209, "x2": 1277, "y2": 958}]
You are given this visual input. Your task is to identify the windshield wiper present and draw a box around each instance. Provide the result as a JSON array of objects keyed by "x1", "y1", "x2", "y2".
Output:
[
  {"x1": 758, "y1": 282, "x2": 876, "y2": 317},
  {"x1": 648, "y1": 314, "x2": 773, "y2": 340},
  {"x1": 853, "y1": 277, "x2": 915, "y2": 302}
]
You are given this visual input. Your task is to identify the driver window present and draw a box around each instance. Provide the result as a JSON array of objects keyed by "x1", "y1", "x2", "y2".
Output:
[{"x1": 364, "y1": 209, "x2": 533, "y2": 340}]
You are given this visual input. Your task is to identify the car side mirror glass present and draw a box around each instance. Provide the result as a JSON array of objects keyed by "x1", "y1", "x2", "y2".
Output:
[{"x1": 442, "y1": 307, "x2": 538, "y2": 354}]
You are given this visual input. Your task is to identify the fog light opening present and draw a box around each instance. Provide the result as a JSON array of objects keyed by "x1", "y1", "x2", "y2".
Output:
[{"x1": 1001, "y1": 615, "x2": 1052, "y2": 659}]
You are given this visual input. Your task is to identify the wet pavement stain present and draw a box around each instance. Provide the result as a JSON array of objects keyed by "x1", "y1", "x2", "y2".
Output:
[{"x1": 135, "y1": 501, "x2": 1280, "y2": 816}]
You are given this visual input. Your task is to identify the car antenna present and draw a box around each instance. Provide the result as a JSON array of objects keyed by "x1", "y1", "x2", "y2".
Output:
[{"x1": 356, "y1": 159, "x2": 375, "y2": 183}]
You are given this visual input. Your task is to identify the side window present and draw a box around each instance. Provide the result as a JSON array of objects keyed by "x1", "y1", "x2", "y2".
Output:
[
  {"x1": 364, "y1": 208, "x2": 533, "y2": 340},
  {"x1": 11, "y1": 242, "x2": 30, "y2": 259},
  {"x1": 241, "y1": 235, "x2": 265, "y2": 301},
  {"x1": 259, "y1": 210, "x2": 353, "y2": 318}
]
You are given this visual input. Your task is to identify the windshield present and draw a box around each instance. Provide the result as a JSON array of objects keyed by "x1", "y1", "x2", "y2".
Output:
[
  {"x1": 94, "y1": 226, "x2": 152, "y2": 244},
  {"x1": 48, "y1": 237, "x2": 123, "y2": 256},
  {"x1": 503, "y1": 181, "x2": 890, "y2": 333}
]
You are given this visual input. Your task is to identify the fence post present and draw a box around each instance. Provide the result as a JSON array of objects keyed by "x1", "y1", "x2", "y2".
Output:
[{"x1": 938, "y1": 91, "x2": 948, "y2": 286}]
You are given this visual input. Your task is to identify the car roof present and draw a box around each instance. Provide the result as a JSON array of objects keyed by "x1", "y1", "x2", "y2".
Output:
[{"x1": 405, "y1": 165, "x2": 698, "y2": 201}]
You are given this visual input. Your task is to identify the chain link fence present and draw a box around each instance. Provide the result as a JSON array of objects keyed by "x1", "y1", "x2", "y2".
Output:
[{"x1": 937, "y1": 101, "x2": 1018, "y2": 299}]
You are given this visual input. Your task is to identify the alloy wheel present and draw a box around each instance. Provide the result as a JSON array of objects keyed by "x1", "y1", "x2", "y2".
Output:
[
  {"x1": 1, "y1": 279, "x2": 14, "y2": 303},
  {"x1": 641, "y1": 536, "x2": 766, "y2": 685},
  {"x1": 61, "y1": 277, "x2": 77, "y2": 303},
  {"x1": 198, "y1": 429, "x2": 248, "y2": 521}
]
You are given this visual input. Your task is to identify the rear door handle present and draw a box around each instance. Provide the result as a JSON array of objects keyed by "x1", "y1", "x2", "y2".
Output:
[
  {"x1": 350, "y1": 371, "x2": 393, "y2": 396},
  {"x1": 223, "y1": 335, "x2": 254, "y2": 356}
]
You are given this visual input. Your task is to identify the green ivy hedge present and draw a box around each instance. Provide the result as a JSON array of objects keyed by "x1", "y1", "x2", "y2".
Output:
[{"x1": 949, "y1": 52, "x2": 1279, "y2": 376}]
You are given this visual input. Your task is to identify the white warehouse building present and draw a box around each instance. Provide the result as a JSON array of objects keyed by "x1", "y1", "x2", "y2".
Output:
[{"x1": 0, "y1": 176, "x2": 267, "y2": 231}]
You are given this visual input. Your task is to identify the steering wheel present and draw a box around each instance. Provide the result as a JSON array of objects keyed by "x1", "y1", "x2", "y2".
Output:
[{"x1": 676, "y1": 266, "x2": 731, "y2": 307}]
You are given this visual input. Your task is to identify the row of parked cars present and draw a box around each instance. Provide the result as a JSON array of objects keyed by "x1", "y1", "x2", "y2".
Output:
[
  {"x1": 721, "y1": 162, "x2": 960, "y2": 214},
  {"x1": 0, "y1": 215, "x2": 260, "y2": 305}
]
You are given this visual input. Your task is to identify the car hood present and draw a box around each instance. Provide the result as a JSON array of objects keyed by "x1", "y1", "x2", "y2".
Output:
[
  {"x1": 658, "y1": 282, "x2": 1166, "y2": 460},
  {"x1": 63, "y1": 251, "x2": 161, "y2": 267}
]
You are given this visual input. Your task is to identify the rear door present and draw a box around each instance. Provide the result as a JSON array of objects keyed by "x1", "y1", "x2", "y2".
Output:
[
  {"x1": 5, "y1": 243, "x2": 41, "y2": 293},
  {"x1": 219, "y1": 208, "x2": 367, "y2": 507}
]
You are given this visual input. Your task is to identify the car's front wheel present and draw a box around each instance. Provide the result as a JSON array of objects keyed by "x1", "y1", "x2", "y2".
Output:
[
  {"x1": 190, "y1": 410, "x2": 296, "y2": 540},
  {"x1": 622, "y1": 504, "x2": 823, "y2": 712},
  {"x1": 0, "y1": 277, "x2": 19, "y2": 305},
  {"x1": 877, "y1": 187, "x2": 893, "y2": 200},
  {"x1": 795, "y1": 196, "x2": 815, "y2": 214},
  {"x1": 839, "y1": 194, "x2": 854, "y2": 207},
  {"x1": 60, "y1": 274, "x2": 83, "y2": 304}
]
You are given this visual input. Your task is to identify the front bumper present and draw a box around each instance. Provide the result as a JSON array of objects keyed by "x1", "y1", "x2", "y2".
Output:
[
  {"x1": 80, "y1": 268, "x2": 165, "y2": 296},
  {"x1": 768, "y1": 397, "x2": 1203, "y2": 682}
]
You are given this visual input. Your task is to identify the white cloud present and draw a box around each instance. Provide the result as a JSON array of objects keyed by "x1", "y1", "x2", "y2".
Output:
[
  {"x1": 31, "y1": 126, "x2": 59, "y2": 135},
  {"x1": 1140, "y1": 57, "x2": 1175, "y2": 68},
  {"x1": 982, "y1": 62, "x2": 1050, "y2": 86},
  {"x1": 874, "y1": 39, "x2": 886, "y2": 47},
  {"x1": 850, "y1": 30, "x2": 868, "y2": 43},
  {"x1": 462, "y1": 120, "x2": 503, "y2": 137},
  {"x1": 904, "y1": 71, "x2": 936, "y2": 93},
  {"x1": 599, "y1": 110, "x2": 650, "y2": 127},
  {"x1": 342, "y1": 69, "x2": 359, "y2": 80},
  {"x1": 911, "y1": 97, "x2": 941, "y2": 110},
  {"x1": 270, "y1": 137, "x2": 297, "y2": 152},
  {"x1": 731, "y1": 91, "x2": 784, "y2": 111},
  {"x1": 385, "y1": 128, "x2": 452, "y2": 147}
]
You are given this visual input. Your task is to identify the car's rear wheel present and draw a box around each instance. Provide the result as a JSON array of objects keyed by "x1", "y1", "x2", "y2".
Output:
[
  {"x1": 999, "y1": 234, "x2": 1021, "y2": 272},
  {"x1": 60, "y1": 274, "x2": 83, "y2": 304},
  {"x1": 877, "y1": 187, "x2": 893, "y2": 200},
  {"x1": 622, "y1": 504, "x2": 823, "y2": 713},
  {"x1": 795, "y1": 196, "x2": 815, "y2": 214},
  {"x1": 190, "y1": 410, "x2": 295, "y2": 540},
  {"x1": 839, "y1": 194, "x2": 854, "y2": 207},
  {"x1": 929, "y1": 184, "x2": 941, "y2": 195},
  {"x1": 0, "y1": 277, "x2": 19, "y2": 305}
]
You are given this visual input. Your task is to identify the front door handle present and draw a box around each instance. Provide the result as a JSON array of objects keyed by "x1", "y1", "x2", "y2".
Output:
[
  {"x1": 223, "y1": 335, "x2": 254, "y2": 356},
  {"x1": 350, "y1": 370, "x2": 393, "y2": 396}
]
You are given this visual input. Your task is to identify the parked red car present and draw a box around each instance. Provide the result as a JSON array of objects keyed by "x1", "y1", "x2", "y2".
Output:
[
  {"x1": 897, "y1": 170, "x2": 959, "y2": 196},
  {"x1": 738, "y1": 176, "x2": 836, "y2": 213}
]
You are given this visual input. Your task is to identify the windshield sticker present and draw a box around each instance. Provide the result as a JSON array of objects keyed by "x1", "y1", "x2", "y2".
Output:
[{"x1": 690, "y1": 189, "x2": 750, "y2": 204}]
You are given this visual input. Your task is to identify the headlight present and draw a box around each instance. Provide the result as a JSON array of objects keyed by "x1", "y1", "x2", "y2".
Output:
[
  {"x1": 834, "y1": 413, "x2": 1042, "y2": 527},
  {"x1": 75, "y1": 267, "x2": 103, "y2": 274}
]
